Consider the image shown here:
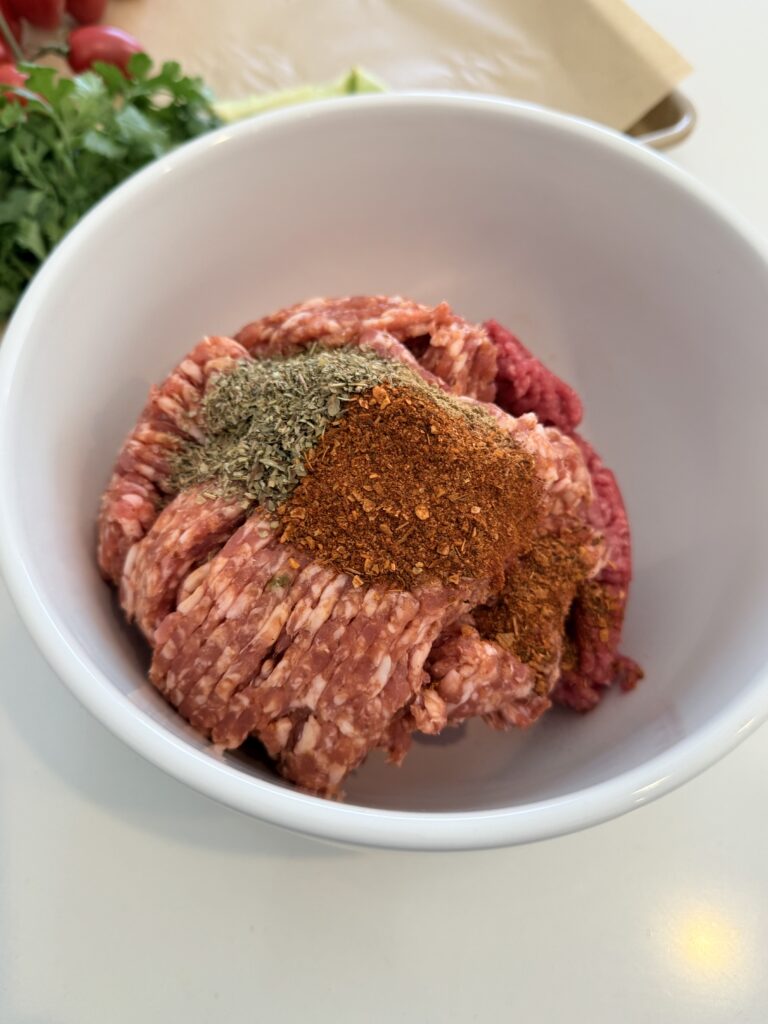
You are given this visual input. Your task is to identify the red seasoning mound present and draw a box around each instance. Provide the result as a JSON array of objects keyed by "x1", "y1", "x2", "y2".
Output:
[
  {"x1": 97, "y1": 295, "x2": 642, "y2": 797},
  {"x1": 279, "y1": 383, "x2": 542, "y2": 590}
]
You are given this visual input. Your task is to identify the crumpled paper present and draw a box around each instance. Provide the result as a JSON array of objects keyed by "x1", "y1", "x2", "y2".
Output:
[{"x1": 107, "y1": 0, "x2": 690, "y2": 131}]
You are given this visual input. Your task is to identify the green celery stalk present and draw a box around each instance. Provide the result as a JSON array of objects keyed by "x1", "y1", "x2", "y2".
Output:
[{"x1": 214, "y1": 67, "x2": 386, "y2": 123}]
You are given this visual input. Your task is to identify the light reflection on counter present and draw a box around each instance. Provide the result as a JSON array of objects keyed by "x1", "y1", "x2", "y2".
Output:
[{"x1": 661, "y1": 900, "x2": 756, "y2": 996}]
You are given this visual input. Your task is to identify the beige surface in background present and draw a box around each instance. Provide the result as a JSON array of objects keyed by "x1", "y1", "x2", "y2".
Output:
[{"x1": 106, "y1": 0, "x2": 690, "y2": 131}]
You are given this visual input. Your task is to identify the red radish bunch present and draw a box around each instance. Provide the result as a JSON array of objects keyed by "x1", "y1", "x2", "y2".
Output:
[
  {"x1": 0, "y1": 59, "x2": 26, "y2": 100},
  {"x1": 12, "y1": 0, "x2": 65, "y2": 31},
  {"x1": 0, "y1": 0, "x2": 142, "y2": 78},
  {"x1": 66, "y1": 0, "x2": 106, "y2": 24},
  {"x1": 0, "y1": 0, "x2": 21, "y2": 60},
  {"x1": 68, "y1": 24, "x2": 141, "y2": 72}
]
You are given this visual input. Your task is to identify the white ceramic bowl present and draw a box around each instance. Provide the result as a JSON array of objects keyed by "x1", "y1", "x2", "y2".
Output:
[{"x1": 2, "y1": 95, "x2": 768, "y2": 851}]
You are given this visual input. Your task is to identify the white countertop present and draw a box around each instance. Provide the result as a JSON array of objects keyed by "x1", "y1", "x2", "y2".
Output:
[{"x1": 2, "y1": 2, "x2": 767, "y2": 1021}]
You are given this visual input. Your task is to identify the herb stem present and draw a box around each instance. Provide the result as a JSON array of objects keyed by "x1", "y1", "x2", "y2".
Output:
[{"x1": 29, "y1": 43, "x2": 69, "y2": 60}]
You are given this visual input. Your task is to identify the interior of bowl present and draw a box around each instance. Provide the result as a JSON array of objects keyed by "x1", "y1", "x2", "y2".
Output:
[{"x1": 2, "y1": 96, "x2": 768, "y2": 827}]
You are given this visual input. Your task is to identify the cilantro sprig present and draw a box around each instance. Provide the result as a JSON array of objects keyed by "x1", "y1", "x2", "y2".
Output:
[{"x1": 0, "y1": 54, "x2": 220, "y2": 318}]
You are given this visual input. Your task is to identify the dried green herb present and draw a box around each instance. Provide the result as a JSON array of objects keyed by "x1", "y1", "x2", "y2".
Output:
[
  {"x1": 266, "y1": 573, "x2": 294, "y2": 590},
  {"x1": 171, "y1": 347, "x2": 421, "y2": 508}
]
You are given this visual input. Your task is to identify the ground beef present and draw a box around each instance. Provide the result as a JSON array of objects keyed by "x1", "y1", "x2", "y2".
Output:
[
  {"x1": 236, "y1": 295, "x2": 498, "y2": 401},
  {"x1": 149, "y1": 508, "x2": 488, "y2": 795},
  {"x1": 481, "y1": 408, "x2": 596, "y2": 528},
  {"x1": 150, "y1": 513, "x2": 292, "y2": 715},
  {"x1": 99, "y1": 298, "x2": 640, "y2": 797},
  {"x1": 429, "y1": 622, "x2": 551, "y2": 723},
  {"x1": 97, "y1": 336, "x2": 251, "y2": 584},
  {"x1": 487, "y1": 319, "x2": 583, "y2": 434},
  {"x1": 485, "y1": 320, "x2": 639, "y2": 709},
  {"x1": 135, "y1": 361, "x2": 603, "y2": 794},
  {"x1": 120, "y1": 486, "x2": 248, "y2": 642},
  {"x1": 264, "y1": 582, "x2": 485, "y2": 795},
  {"x1": 552, "y1": 436, "x2": 643, "y2": 709},
  {"x1": 389, "y1": 404, "x2": 608, "y2": 756}
]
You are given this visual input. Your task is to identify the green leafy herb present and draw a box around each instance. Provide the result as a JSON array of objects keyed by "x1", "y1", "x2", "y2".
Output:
[
  {"x1": 266, "y1": 573, "x2": 294, "y2": 591},
  {"x1": 0, "y1": 55, "x2": 221, "y2": 319}
]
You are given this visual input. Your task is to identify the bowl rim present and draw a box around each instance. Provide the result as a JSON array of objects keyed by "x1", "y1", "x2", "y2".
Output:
[{"x1": 2, "y1": 91, "x2": 768, "y2": 851}]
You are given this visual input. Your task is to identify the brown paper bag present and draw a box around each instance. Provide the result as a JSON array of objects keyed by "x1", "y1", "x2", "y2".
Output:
[{"x1": 107, "y1": 0, "x2": 690, "y2": 131}]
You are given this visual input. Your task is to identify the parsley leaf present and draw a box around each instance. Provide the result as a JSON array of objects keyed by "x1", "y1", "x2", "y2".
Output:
[{"x1": 0, "y1": 54, "x2": 221, "y2": 319}]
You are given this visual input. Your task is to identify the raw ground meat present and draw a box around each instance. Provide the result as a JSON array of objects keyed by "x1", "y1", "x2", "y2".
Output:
[
  {"x1": 388, "y1": 405, "x2": 608, "y2": 759},
  {"x1": 130, "y1": 365, "x2": 604, "y2": 792},
  {"x1": 485, "y1": 319, "x2": 639, "y2": 710},
  {"x1": 486, "y1": 319, "x2": 583, "y2": 433},
  {"x1": 236, "y1": 295, "x2": 498, "y2": 401},
  {"x1": 424, "y1": 620, "x2": 548, "y2": 728},
  {"x1": 149, "y1": 510, "x2": 489, "y2": 795},
  {"x1": 480, "y1": 408, "x2": 596, "y2": 529},
  {"x1": 120, "y1": 486, "x2": 248, "y2": 642},
  {"x1": 98, "y1": 295, "x2": 640, "y2": 797},
  {"x1": 552, "y1": 436, "x2": 643, "y2": 710},
  {"x1": 97, "y1": 335, "x2": 251, "y2": 584}
]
